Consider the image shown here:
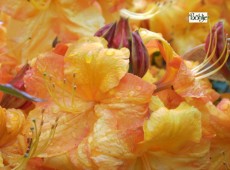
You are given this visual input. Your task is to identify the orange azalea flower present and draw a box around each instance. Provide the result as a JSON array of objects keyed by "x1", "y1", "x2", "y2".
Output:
[
  {"x1": 0, "y1": 0, "x2": 104, "y2": 63},
  {"x1": 70, "y1": 96, "x2": 207, "y2": 170},
  {"x1": 10, "y1": 36, "x2": 156, "y2": 169},
  {"x1": 0, "y1": 107, "x2": 25, "y2": 148},
  {"x1": 202, "y1": 98, "x2": 230, "y2": 169},
  {"x1": 0, "y1": 106, "x2": 25, "y2": 168}
]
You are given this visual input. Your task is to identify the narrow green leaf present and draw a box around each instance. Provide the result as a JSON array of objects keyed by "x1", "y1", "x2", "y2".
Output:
[{"x1": 0, "y1": 84, "x2": 44, "y2": 102}]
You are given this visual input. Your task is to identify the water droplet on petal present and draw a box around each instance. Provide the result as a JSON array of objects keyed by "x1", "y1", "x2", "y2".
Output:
[
  {"x1": 106, "y1": 49, "x2": 115, "y2": 56},
  {"x1": 84, "y1": 51, "x2": 93, "y2": 63}
]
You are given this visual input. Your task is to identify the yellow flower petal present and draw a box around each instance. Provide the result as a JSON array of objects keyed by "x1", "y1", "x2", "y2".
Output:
[
  {"x1": 24, "y1": 105, "x2": 96, "y2": 158},
  {"x1": 70, "y1": 116, "x2": 136, "y2": 169},
  {"x1": 133, "y1": 140, "x2": 210, "y2": 170},
  {"x1": 0, "y1": 0, "x2": 38, "y2": 19},
  {"x1": 2, "y1": 0, "x2": 104, "y2": 63},
  {"x1": 65, "y1": 37, "x2": 130, "y2": 101},
  {"x1": 0, "y1": 107, "x2": 25, "y2": 147},
  {"x1": 143, "y1": 102, "x2": 202, "y2": 152},
  {"x1": 142, "y1": 70, "x2": 157, "y2": 84},
  {"x1": 0, "y1": 152, "x2": 3, "y2": 168}
]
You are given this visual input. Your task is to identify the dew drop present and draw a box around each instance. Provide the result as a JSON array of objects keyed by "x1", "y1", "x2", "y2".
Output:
[
  {"x1": 85, "y1": 51, "x2": 93, "y2": 63},
  {"x1": 106, "y1": 49, "x2": 115, "y2": 56}
]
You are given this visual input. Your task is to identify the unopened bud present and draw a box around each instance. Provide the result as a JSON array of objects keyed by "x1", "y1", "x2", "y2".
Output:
[
  {"x1": 204, "y1": 21, "x2": 230, "y2": 81},
  {"x1": 95, "y1": 22, "x2": 117, "y2": 48},
  {"x1": 0, "y1": 64, "x2": 32, "y2": 109},
  {"x1": 94, "y1": 23, "x2": 114, "y2": 37},
  {"x1": 205, "y1": 21, "x2": 226, "y2": 57},
  {"x1": 111, "y1": 17, "x2": 131, "y2": 48},
  {"x1": 95, "y1": 18, "x2": 149, "y2": 78},
  {"x1": 129, "y1": 31, "x2": 149, "y2": 77}
]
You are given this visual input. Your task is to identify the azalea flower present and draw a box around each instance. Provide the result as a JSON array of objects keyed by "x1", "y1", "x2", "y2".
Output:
[
  {"x1": 0, "y1": 0, "x2": 230, "y2": 169},
  {"x1": 0, "y1": 36, "x2": 154, "y2": 169},
  {"x1": 0, "y1": 0, "x2": 104, "y2": 63},
  {"x1": 202, "y1": 98, "x2": 230, "y2": 169}
]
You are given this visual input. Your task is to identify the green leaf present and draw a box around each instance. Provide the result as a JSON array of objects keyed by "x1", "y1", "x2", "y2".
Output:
[{"x1": 0, "y1": 84, "x2": 44, "y2": 102}]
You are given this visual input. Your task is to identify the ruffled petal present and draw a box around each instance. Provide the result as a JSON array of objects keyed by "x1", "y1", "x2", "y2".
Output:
[
  {"x1": 0, "y1": 0, "x2": 38, "y2": 20},
  {"x1": 173, "y1": 62, "x2": 220, "y2": 103},
  {"x1": 0, "y1": 107, "x2": 25, "y2": 147},
  {"x1": 132, "y1": 140, "x2": 210, "y2": 170},
  {"x1": 6, "y1": 14, "x2": 56, "y2": 63},
  {"x1": 52, "y1": 2, "x2": 104, "y2": 41},
  {"x1": 97, "y1": 73, "x2": 155, "y2": 130},
  {"x1": 142, "y1": 101, "x2": 202, "y2": 152},
  {"x1": 64, "y1": 37, "x2": 130, "y2": 101},
  {"x1": 70, "y1": 116, "x2": 137, "y2": 170}
]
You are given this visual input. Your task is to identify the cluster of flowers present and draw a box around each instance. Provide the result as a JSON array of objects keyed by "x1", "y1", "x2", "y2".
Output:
[{"x1": 0, "y1": 0, "x2": 229, "y2": 169}]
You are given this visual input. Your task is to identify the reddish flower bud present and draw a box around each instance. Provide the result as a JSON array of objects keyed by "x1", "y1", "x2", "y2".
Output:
[
  {"x1": 95, "y1": 17, "x2": 149, "y2": 78},
  {"x1": 0, "y1": 64, "x2": 32, "y2": 109},
  {"x1": 95, "y1": 22, "x2": 117, "y2": 48},
  {"x1": 205, "y1": 21, "x2": 226, "y2": 57},
  {"x1": 111, "y1": 17, "x2": 131, "y2": 48},
  {"x1": 204, "y1": 21, "x2": 230, "y2": 81},
  {"x1": 129, "y1": 31, "x2": 149, "y2": 77},
  {"x1": 94, "y1": 23, "x2": 114, "y2": 37}
]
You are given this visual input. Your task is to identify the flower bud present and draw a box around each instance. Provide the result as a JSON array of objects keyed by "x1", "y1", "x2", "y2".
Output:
[
  {"x1": 0, "y1": 64, "x2": 32, "y2": 109},
  {"x1": 95, "y1": 17, "x2": 149, "y2": 78},
  {"x1": 94, "y1": 22, "x2": 117, "y2": 48},
  {"x1": 129, "y1": 31, "x2": 149, "y2": 77},
  {"x1": 94, "y1": 23, "x2": 114, "y2": 37},
  {"x1": 204, "y1": 21, "x2": 230, "y2": 81},
  {"x1": 111, "y1": 17, "x2": 131, "y2": 48},
  {"x1": 205, "y1": 21, "x2": 225, "y2": 57}
]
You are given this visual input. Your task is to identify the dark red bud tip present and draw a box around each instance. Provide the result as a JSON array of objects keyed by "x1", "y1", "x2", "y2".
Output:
[
  {"x1": 94, "y1": 22, "x2": 117, "y2": 48},
  {"x1": 94, "y1": 23, "x2": 113, "y2": 37},
  {"x1": 112, "y1": 17, "x2": 131, "y2": 48},
  {"x1": 205, "y1": 21, "x2": 225, "y2": 57},
  {"x1": 10, "y1": 64, "x2": 30, "y2": 90},
  {"x1": 0, "y1": 64, "x2": 31, "y2": 109},
  {"x1": 129, "y1": 31, "x2": 149, "y2": 77}
]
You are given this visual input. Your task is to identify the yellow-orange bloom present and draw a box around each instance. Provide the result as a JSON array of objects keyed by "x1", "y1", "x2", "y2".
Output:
[
  {"x1": 0, "y1": 0, "x2": 104, "y2": 63},
  {"x1": 0, "y1": 106, "x2": 25, "y2": 147},
  {"x1": 20, "y1": 36, "x2": 155, "y2": 169}
]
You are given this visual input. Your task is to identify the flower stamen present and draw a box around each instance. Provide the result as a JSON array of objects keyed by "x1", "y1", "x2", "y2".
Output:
[
  {"x1": 120, "y1": 0, "x2": 174, "y2": 20},
  {"x1": 42, "y1": 72, "x2": 79, "y2": 112},
  {"x1": 195, "y1": 37, "x2": 229, "y2": 80}
]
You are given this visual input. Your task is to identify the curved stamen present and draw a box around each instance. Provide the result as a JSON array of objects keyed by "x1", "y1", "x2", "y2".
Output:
[
  {"x1": 120, "y1": 1, "x2": 173, "y2": 20},
  {"x1": 195, "y1": 36, "x2": 228, "y2": 76},
  {"x1": 14, "y1": 110, "x2": 58, "y2": 170},
  {"x1": 192, "y1": 30, "x2": 217, "y2": 73},
  {"x1": 195, "y1": 39, "x2": 229, "y2": 80}
]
